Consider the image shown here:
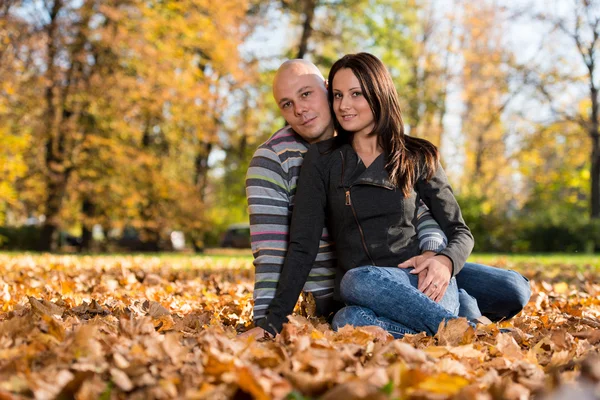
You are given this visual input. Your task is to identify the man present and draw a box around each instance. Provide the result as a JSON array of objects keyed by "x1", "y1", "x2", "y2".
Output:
[
  {"x1": 245, "y1": 60, "x2": 339, "y2": 325},
  {"x1": 241, "y1": 59, "x2": 530, "y2": 339}
]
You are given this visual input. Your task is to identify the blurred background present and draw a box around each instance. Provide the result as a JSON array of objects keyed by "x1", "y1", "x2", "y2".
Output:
[{"x1": 0, "y1": 0, "x2": 599, "y2": 254}]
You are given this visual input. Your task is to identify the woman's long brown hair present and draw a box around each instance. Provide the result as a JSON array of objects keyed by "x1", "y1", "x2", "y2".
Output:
[{"x1": 328, "y1": 52, "x2": 439, "y2": 197}]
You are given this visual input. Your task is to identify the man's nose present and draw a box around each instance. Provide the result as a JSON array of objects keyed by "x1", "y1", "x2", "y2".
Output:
[{"x1": 293, "y1": 102, "x2": 308, "y2": 116}]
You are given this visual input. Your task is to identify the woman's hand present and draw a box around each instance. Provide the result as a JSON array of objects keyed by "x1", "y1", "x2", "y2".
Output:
[
  {"x1": 398, "y1": 251, "x2": 435, "y2": 298},
  {"x1": 399, "y1": 253, "x2": 452, "y2": 302}
]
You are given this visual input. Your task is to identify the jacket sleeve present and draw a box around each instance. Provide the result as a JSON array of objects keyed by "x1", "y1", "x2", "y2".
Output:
[
  {"x1": 417, "y1": 162, "x2": 474, "y2": 276},
  {"x1": 256, "y1": 145, "x2": 328, "y2": 335},
  {"x1": 415, "y1": 200, "x2": 448, "y2": 253},
  {"x1": 246, "y1": 146, "x2": 291, "y2": 323}
]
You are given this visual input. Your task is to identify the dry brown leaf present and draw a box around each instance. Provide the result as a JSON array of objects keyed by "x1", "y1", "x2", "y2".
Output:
[
  {"x1": 145, "y1": 300, "x2": 170, "y2": 318},
  {"x1": 436, "y1": 318, "x2": 473, "y2": 346},
  {"x1": 321, "y1": 380, "x2": 388, "y2": 400},
  {"x1": 288, "y1": 372, "x2": 334, "y2": 396},
  {"x1": 70, "y1": 300, "x2": 109, "y2": 319},
  {"x1": 110, "y1": 368, "x2": 134, "y2": 392},
  {"x1": 496, "y1": 333, "x2": 525, "y2": 360},
  {"x1": 29, "y1": 297, "x2": 64, "y2": 317},
  {"x1": 32, "y1": 370, "x2": 74, "y2": 400},
  {"x1": 389, "y1": 341, "x2": 430, "y2": 364},
  {"x1": 448, "y1": 344, "x2": 485, "y2": 360},
  {"x1": 0, "y1": 254, "x2": 598, "y2": 399},
  {"x1": 236, "y1": 366, "x2": 270, "y2": 400}
]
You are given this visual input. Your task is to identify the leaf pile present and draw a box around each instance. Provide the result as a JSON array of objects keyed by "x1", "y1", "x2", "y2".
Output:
[{"x1": 0, "y1": 254, "x2": 599, "y2": 399}]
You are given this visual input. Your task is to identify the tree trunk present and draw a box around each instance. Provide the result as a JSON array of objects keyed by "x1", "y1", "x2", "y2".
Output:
[
  {"x1": 195, "y1": 142, "x2": 212, "y2": 202},
  {"x1": 39, "y1": 175, "x2": 69, "y2": 251},
  {"x1": 80, "y1": 197, "x2": 94, "y2": 252},
  {"x1": 296, "y1": 0, "x2": 317, "y2": 59},
  {"x1": 589, "y1": 78, "x2": 599, "y2": 219},
  {"x1": 38, "y1": 0, "x2": 63, "y2": 252},
  {"x1": 39, "y1": 223, "x2": 58, "y2": 252},
  {"x1": 592, "y1": 132, "x2": 600, "y2": 219}
]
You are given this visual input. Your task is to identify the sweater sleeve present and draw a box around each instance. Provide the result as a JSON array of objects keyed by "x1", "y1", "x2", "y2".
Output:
[
  {"x1": 246, "y1": 146, "x2": 291, "y2": 322},
  {"x1": 415, "y1": 200, "x2": 448, "y2": 253},
  {"x1": 256, "y1": 145, "x2": 328, "y2": 335},
  {"x1": 417, "y1": 162, "x2": 474, "y2": 276}
]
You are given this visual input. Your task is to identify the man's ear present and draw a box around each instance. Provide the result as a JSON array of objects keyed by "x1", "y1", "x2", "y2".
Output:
[{"x1": 324, "y1": 79, "x2": 329, "y2": 89}]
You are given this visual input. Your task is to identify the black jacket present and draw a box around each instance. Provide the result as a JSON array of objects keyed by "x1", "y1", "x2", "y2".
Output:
[{"x1": 257, "y1": 139, "x2": 474, "y2": 335}]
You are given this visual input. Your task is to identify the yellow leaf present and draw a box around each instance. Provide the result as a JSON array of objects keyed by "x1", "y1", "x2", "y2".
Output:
[
  {"x1": 553, "y1": 282, "x2": 569, "y2": 294},
  {"x1": 413, "y1": 373, "x2": 470, "y2": 395}
]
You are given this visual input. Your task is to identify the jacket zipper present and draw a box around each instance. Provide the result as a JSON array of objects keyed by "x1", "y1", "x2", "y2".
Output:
[{"x1": 340, "y1": 151, "x2": 377, "y2": 266}]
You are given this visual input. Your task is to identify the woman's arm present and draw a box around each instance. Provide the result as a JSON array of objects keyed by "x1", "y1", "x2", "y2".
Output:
[
  {"x1": 256, "y1": 145, "x2": 329, "y2": 335},
  {"x1": 417, "y1": 162, "x2": 474, "y2": 277}
]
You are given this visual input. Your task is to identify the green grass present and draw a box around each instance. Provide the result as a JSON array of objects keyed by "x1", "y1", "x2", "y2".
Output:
[
  {"x1": 1, "y1": 250, "x2": 597, "y2": 269},
  {"x1": 469, "y1": 253, "x2": 600, "y2": 268}
]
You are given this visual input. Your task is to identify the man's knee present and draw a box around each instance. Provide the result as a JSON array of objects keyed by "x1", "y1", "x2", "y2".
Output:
[
  {"x1": 458, "y1": 288, "x2": 482, "y2": 319},
  {"x1": 509, "y1": 271, "x2": 531, "y2": 311},
  {"x1": 489, "y1": 271, "x2": 531, "y2": 320}
]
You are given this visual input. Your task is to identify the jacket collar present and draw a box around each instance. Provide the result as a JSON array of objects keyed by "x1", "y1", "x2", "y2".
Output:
[{"x1": 340, "y1": 144, "x2": 396, "y2": 190}]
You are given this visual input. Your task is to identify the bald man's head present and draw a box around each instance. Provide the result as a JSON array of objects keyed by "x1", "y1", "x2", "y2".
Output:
[
  {"x1": 272, "y1": 59, "x2": 333, "y2": 144},
  {"x1": 273, "y1": 60, "x2": 325, "y2": 97}
]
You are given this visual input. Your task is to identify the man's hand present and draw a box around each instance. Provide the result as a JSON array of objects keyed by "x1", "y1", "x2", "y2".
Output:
[
  {"x1": 238, "y1": 326, "x2": 273, "y2": 340},
  {"x1": 399, "y1": 253, "x2": 452, "y2": 302}
]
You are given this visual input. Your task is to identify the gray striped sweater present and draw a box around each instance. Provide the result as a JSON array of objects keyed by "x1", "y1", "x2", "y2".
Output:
[{"x1": 246, "y1": 126, "x2": 447, "y2": 322}]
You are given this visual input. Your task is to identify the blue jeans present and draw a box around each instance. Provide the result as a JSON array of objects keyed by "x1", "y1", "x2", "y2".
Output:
[
  {"x1": 332, "y1": 263, "x2": 531, "y2": 338},
  {"x1": 456, "y1": 262, "x2": 531, "y2": 321},
  {"x1": 331, "y1": 266, "x2": 461, "y2": 338}
]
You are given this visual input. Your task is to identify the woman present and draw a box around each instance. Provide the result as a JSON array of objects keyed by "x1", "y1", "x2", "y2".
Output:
[{"x1": 256, "y1": 53, "x2": 474, "y2": 338}]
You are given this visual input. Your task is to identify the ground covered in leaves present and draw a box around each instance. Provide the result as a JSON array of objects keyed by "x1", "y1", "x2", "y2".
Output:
[{"x1": 0, "y1": 253, "x2": 599, "y2": 399}]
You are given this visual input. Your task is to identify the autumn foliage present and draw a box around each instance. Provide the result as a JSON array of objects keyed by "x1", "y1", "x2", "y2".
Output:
[{"x1": 0, "y1": 254, "x2": 598, "y2": 399}]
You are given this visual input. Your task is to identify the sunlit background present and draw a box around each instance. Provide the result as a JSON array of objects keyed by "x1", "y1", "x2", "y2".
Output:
[{"x1": 0, "y1": 0, "x2": 598, "y2": 253}]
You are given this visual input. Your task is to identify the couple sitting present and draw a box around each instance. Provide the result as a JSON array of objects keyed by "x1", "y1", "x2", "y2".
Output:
[{"x1": 241, "y1": 53, "x2": 530, "y2": 339}]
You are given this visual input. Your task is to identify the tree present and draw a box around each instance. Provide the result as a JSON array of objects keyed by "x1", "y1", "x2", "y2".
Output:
[
  {"x1": 0, "y1": 4, "x2": 30, "y2": 224},
  {"x1": 531, "y1": 0, "x2": 600, "y2": 219},
  {"x1": 458, "y1": 1, "x2": 514, "y2": 209},
  {"x1": 3, "y1": 0, "x2": 257, "y2": 251}
]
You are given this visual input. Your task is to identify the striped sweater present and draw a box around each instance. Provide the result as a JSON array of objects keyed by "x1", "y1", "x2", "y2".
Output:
[{"x1": 246, "y1": 126, "x2": 448, "y2": 322}]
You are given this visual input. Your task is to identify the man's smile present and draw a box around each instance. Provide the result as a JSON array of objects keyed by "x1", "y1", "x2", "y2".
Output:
[{"x1": 302, "y1": 116, "x2": 317, "y2": 125}]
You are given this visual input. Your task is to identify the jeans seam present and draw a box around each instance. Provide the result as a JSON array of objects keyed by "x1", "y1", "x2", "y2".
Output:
[{"x1": 356, "y1": 308, "x2": 411, "y2": 334}]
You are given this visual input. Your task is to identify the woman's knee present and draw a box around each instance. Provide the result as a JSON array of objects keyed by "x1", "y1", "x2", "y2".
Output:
[
  {"x1": 340, "y1": 267, "x2": 377, "y2": 304},
  {"x1": 340, "y1": 266, "x2": 412, "y2": 304}
]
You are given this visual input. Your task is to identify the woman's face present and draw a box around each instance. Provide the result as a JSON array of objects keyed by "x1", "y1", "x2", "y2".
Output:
[{"x1": 332, "y1": 68, "x2": 375, "y2": 137}]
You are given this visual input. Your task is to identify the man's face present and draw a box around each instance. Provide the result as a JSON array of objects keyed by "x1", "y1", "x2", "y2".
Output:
[{"x1": 273, "y1": 67, "x2": 334, "y2": 144}]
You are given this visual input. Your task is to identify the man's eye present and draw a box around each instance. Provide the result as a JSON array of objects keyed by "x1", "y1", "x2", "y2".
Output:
[
  {"x1": 282, "y1": 102, "x2": 291, "y2": 109},
  {"x1": 301, "y1": 91, "x2": 311, "y2": 97}
]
